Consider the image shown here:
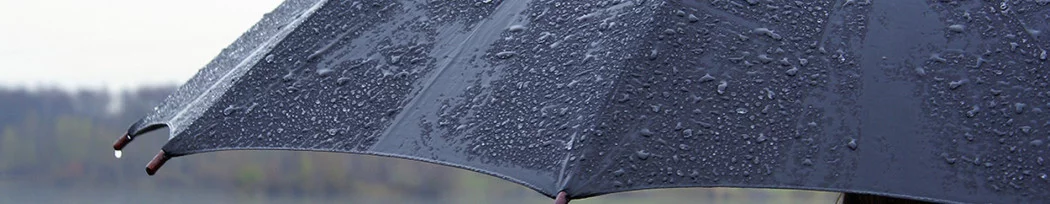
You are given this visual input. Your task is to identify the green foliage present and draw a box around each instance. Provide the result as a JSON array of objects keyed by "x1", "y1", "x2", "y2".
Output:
[
  {"x1": 235, "y1": 164, "x2": 265, "y2": 190},
  {"x1": 0, "y1": 127, "x2": 29, "y2": 171},
  {"x1": 53, "y1": 115, "x2": 94, "y2": 163}
]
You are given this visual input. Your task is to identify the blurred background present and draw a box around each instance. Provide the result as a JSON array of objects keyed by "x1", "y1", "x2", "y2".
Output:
[{"x1": 0, "y1": 0, "x2": 839, "y2": 203}]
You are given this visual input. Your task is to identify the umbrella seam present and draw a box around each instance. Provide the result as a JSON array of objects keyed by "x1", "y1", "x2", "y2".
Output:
[{"x1": 165, "y1": 0, "x2": 330, "y2": 139}]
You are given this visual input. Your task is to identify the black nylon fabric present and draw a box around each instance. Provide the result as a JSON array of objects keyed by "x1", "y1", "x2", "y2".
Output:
[{"x1": 125, "y1": 0, "x2": 1050, "y2": 203}]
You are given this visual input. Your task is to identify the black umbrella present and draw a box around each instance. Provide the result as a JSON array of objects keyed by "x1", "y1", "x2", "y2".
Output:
[{"x1": 114, "y1": 0, "x2": 1050, "y2": 203}]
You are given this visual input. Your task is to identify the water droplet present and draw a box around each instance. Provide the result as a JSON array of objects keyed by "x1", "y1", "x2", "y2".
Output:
[
  {"x1": 757, "y1": 54, "x2": 774, "y2": 64},
  {"x1": 663, "y1": 28, "x2": 676, "y2": 35},
  {"x1": 802, "y1": 158, "x2": 813, "y2": 166},
  {"x1": 735, "y1": 108, "x2": 748, "y2": 114},
  {"x1": 752, "y1": 28, "x2": 782, "y2": 40},
  {"x1": 847, "y1": 138, "x2": 858, "y2": 150},
  {"x1": 687, "y1": 14, "x2": 699, "y2": 23},
  {"x1": 699, "y1": 74, "x2": 716, "y2": 83},
  {"x1": 635, "y1": 150, "x2": 651, "y2": 160},
  {"x1": 717, "y1": 81, "x2": 728, "y2": 95},
  {"x1": 674, "y1": 10, "x2": 686, "y2": 17},
  {"x1": 941, "y1": 153, "x2": 957, "y2": 164},
  {"x1": 507, "y1": 25, "x2": 526, "y2": 32},
  {"x1": 495, "y1": 51, "x2": 517, "y2": 59},
  {"x1": 265, "y1": 54, "x2": 275, "y2": 63},
  {"x1": 967, "y1": 105, "x2": 981, "y2": 118},
  {"x1": 222, "y1": 105, "x2": 238, "y2": 115},
  {"x1": 786, "y1": 67, "x2": 799, "y2": 76},
  {"x1": 930, "y1": 53, "x2": 948, "y2": 63},
  {"x1": 947, "y1": 24, "x2": 966, "y2": 33},
  {"x1": 114, "y1": 150, "x2": 122, "y2": 159},
  {"x1": 1014, "y1": 103, "x2": 1026, "y2": 114},
  {"x1": 639, "y1": 128, "x2": 654, "y2": 137},
  {"x1": 316, "y1": 68, "x2": 334, "y2": 76},
  {"x1": 949, "y1": 80, "x2": 967, "y2": 90}
]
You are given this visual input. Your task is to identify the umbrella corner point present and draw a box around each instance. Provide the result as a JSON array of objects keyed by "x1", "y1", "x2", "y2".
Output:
[
  {"x1": 145, "y1": 150, "x2": 171, "y2": 176},
  {"x1": 554, "y1": 191, "x2": 570, "y2": 204},
  {"x1": 112, "y1": 133, "x2": 132, "y2": 151}
]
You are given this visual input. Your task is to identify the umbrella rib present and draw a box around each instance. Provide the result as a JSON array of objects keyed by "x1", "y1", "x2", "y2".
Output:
[
  {"x1": 165, "y1": 0, "x2": 329, "y2": 137},
  {"x1": 375, "y1": 24, "x2": 479, "y2": 144},
  {"x1": 555, "y1": 133, "x2": 575, "y2": 190},
  {"x1": 375, "y1": 0, "x2": 530, "y2": 143}
]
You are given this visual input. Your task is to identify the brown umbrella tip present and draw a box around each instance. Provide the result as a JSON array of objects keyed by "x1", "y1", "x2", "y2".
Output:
[
  {"x1": 112, "y1": 134, "x2": 132, "y2": 150},
  {"x1": 145, "y1": 150, "x2": 171, "y2": 176},
  {"x1": 554, "y1": 191, "x2": 570, "y2": 204}
]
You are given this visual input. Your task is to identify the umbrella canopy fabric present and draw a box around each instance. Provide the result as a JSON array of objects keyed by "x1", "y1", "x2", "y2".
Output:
[{"x1": 117, "y1": 0, "x2": 1050, "y2": 203}]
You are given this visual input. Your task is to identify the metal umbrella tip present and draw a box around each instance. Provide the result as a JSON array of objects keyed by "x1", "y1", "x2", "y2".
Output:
[
  {"x1": 145, "y1": 150, "x2": 171, "y2": 176},
  {"x1": 112, "y1": 134, "x2": 132, "y2": 150}
]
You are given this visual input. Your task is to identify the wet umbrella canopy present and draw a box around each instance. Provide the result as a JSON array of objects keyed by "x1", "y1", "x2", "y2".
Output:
[{"x1": 114, "y1": 0, "x2": 1050, "y2": 203}]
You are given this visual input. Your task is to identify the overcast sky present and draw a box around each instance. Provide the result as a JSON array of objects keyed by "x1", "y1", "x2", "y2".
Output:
[{"x1": 0, "y1": 0, "x2": 283, "y2": 91}]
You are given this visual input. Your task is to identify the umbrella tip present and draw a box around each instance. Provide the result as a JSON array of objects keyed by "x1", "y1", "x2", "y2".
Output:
[
  {"x1": 145, "y1": 150, "x2": 171, "y2": 176},
  {"x1": 554, "y1": 191, "x2": 570, "y2": 204},
  {"x1": 112, "y1": 134, "x2": 132, "y2": 151}
]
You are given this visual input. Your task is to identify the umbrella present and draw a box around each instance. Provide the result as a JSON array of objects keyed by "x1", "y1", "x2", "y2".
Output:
[{"x1": 114, "y1": 0, "x2": 1050, "y2": 203}]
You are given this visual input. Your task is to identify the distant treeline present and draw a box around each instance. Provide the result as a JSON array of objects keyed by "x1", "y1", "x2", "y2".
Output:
[
  {"x1": 0, "y1": 87, "x2": 833, "y2": 203},
  {"x1": 0, "y1": 87, "x2": 538, "y2": 201}
]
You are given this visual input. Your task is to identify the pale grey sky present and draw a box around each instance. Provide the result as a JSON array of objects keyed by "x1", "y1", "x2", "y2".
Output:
[{"x1": 0, "y1": 0, "x2": 283, "y2": 91}]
